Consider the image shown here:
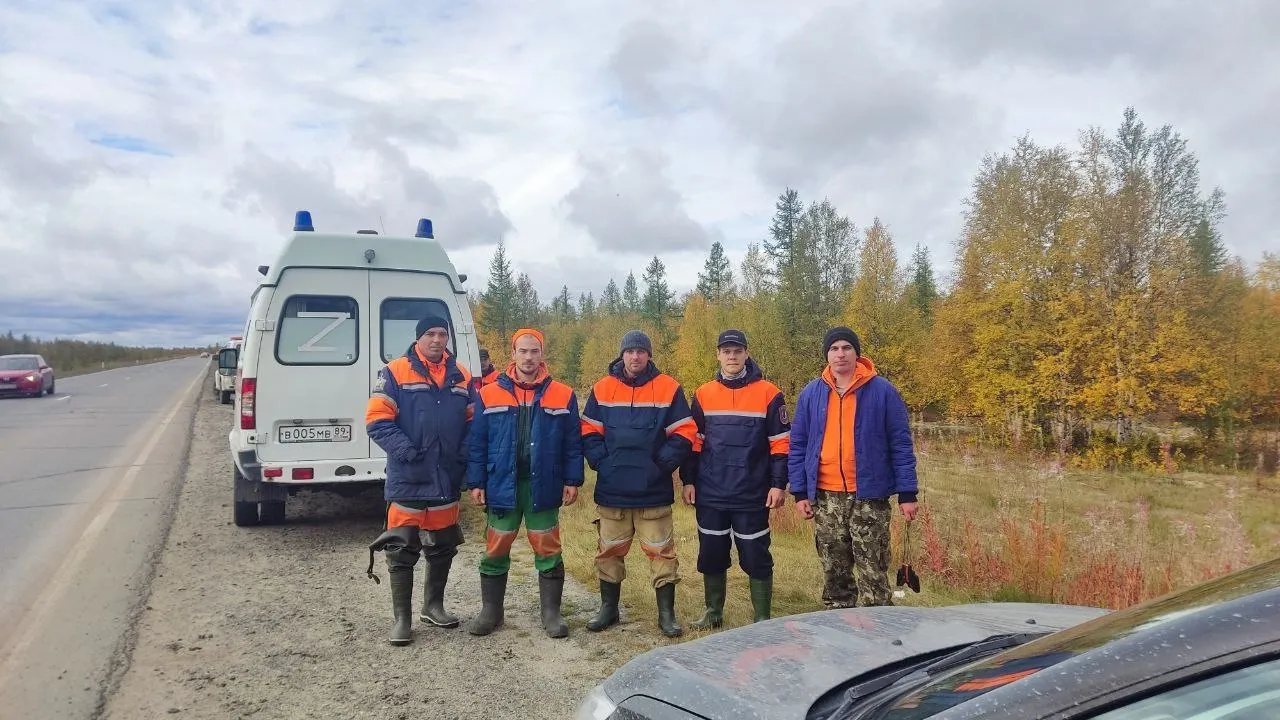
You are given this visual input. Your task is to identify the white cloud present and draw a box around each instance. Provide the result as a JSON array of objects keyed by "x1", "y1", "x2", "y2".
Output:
[{"x1": 0, "y1": 0, "x2": 1276, "y2": 346}]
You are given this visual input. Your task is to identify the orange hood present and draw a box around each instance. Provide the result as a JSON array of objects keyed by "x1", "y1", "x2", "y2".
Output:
[{"x1": 822, "y1": 356, "x2": 877, "y2": 392}]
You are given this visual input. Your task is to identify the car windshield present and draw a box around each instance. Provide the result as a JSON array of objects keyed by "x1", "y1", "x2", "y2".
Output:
[
  {"x1": 865, "y1": 557, "x2": 1280, "y2": 718},
  {"x1": 0, "y1": 357, "x2": 38, "y2": 370}
]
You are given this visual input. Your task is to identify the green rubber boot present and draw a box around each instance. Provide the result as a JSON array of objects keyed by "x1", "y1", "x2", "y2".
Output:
[
  {"x1": 690, "y1": 572, "x2": 726, "y2": 630},
  {"x1": 586, "y1": 580, "x2": 621, "y2": 632},
  {"x1": 388, "y1": 567, "x2": 414, "y2": 646},
  {"x1": 467, "y1": 573, "x2": 508, "y2": 636},
  {"x1": 750, "y1": 577, "x2": 773, "y2": 623},
  {"x1": 656, "y1": 583, "x2": 683, "y2": 638}
]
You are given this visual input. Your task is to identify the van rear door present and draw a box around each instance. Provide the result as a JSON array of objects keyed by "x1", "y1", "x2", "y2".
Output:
[
  {"x1": 255, "y1": 268, "x2": 371, "y2": 462},
  {"x1": 367, "y1": 270, "x2": 471, "y2": 462}
]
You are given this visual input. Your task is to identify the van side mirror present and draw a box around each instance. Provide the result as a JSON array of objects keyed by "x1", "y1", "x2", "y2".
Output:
[{"x1": 218, "y1": 348, "x2": 238, "y2": 369}]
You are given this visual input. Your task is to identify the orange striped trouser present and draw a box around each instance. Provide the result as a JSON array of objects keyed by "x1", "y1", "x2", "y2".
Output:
[
  {"x1": 386, "y1": 499, "x2": 460, "y2": 532},
  {"x1": 594, "y1": 505, "x2": 679, "y2": 589}
]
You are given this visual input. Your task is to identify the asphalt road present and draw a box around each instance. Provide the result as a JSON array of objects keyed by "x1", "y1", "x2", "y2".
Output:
[{"x1": 0, "y1": 357, "x2": 208, "y2": 719}]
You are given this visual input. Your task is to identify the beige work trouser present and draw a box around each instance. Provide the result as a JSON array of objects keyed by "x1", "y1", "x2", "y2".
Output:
[{"x1": 593, "y1": 504, "x2": 679, "y2": 589}]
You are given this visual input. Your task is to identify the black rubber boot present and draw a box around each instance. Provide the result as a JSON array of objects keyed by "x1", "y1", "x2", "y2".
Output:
[
  {"x1": 656, "y1": 583, "x2": 683, "y2": 638},
  {"x1": 539, "y1": 565, "x2": 569, "y2": 639},
  {"x1": 586, "y1": 580, "x2": 621, "y2": 632},
  {"x1": 749, "y1": 577, "x2": 772, "y2": 623},
  {"x1": 690, "y1": 572, "x2": 726, "y2": 630},
  {"x1": 388, "y1": 567, "x2": 414, "y2": 646},
  {"x1": 420, "y1": 554, "x2": 460, "y2": 628},
  {"x1": 466, "y1": 573, "x2": 507, "y2": 636}
]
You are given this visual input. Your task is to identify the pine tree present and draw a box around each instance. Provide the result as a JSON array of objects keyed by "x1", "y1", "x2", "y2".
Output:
[
  {"x1": 1189, "y1": 215, "x2": 1228, "y2": 277},
  {"x1": 695, "y1": 241, "x2": 735, "y2": 301},
  {"x1": 622, "y1": 272, "x2": 641, "y2": 314},
  {"x1": 480, "y1": 241, "x2": 517, "y2": 340},
  {"x1": 578, "y1": 292, "x2": 597, "y2": 320},
  {"x1": 552, "y1": 285, "x2": 576, "y2": 321},
  {"x1": 739, "y1": 243, "x2": 770, "y2": 299},
  {"x1": 642, "y1": 256, "x2": 675, "y2": 327},
  {"x1": 602, "y1": 280, "x2": 623, "y2": 316},
  {"x1": 906, "y1": 243, "x2": 939, "y2": 322},
  {"x1": 764, "y1": 187, "x2": 803, "y2": 279},
  {"x1": 513, "y1": 273, "x2": 542, "y2": 328}
]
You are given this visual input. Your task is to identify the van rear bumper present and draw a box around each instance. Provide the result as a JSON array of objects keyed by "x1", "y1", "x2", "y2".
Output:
[{"x1": 246, "y1": 454, "x2": 387, "y2": 484}]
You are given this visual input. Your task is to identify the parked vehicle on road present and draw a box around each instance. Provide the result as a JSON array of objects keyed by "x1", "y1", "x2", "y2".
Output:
[
  {"x1": 227, "y1": 211, "x2": 478, "y2": 527},
  {"x1": 576, "y1": 556, "x2": 1280, "y2": 720},
  {"x1": 213, "y1": 337, "x2": 242, "y2": 404},
  {"x1": 0, "y1": 354, "x2": 55, "y2": 398}
]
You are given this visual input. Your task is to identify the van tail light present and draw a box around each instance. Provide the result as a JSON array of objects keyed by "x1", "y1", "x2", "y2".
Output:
[
  {"x1": 291, "y1": 468, "x2": 314, "y2": 480},
  {"x1": 240, "y1": 377, "x2": 257, "y2": 429}
]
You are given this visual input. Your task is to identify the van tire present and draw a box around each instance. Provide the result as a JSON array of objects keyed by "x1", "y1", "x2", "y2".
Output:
[
  {"x1": 259, "y1": 500, "x2": 286, "y2": 525},
  {"x1": 233, "y1": 464, "x2": 260, "y2": 526},
  {"x1": 234, "y1": 500, "x2": 259, "y2": 527},
  {"x1": 220, "y1": 390, "x2": 231, "y2": 404}
]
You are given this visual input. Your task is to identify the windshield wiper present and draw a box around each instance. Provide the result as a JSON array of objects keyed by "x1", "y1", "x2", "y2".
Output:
[
  {"x1": 918, "y1": 631, "x2": 1046, "y2": 676},
  {"x1": 824, "y1": 632, "x2": 1047, "y2": 720}
]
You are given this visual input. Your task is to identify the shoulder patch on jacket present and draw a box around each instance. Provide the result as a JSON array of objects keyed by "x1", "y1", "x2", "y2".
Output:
[{"x1": 779, "y1": 404, "x2": 789, "y2": 425}]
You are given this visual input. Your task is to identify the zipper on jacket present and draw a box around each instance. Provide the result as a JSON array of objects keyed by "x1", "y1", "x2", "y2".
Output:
[{"x1": 838, "y1": 387, "x2": 850, "y2": 493}]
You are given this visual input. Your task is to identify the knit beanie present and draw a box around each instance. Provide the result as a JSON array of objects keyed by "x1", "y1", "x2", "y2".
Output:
[
  {"x1": 823, "y1": 326, "x2": 861, "y2": 357},
  {"x1": 415, "y1": 314, "x2": 450, "y2": 339},
  {"x1": 511, "y1": 328, "x2": 546, "y2": 349},
  {"x1": 619, "y1": 329, "x2": 653, "y2": 355}
]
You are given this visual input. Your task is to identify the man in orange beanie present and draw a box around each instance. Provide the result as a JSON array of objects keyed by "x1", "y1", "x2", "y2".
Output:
[{"x1": 465, "y1": 328, "x2": 584, "y2": 638}]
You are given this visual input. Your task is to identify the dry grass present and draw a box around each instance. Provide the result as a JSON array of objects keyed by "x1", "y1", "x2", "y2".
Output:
[{"x1": 547, "y1": 439, "x2": 1279, "y2": 644}]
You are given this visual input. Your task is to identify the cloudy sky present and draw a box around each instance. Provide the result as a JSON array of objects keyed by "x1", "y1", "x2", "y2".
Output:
[{"x1": 1, "y1": 0, "x2": 1276, "y2": 348}]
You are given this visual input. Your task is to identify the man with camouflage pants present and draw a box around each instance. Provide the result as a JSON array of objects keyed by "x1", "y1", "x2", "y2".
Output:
[{"x1": 787, "y1": 327, "x2": 920, "y2": 608}]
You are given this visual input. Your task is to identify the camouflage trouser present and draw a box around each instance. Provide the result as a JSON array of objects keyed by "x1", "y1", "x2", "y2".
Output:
[{"x1": 813, "y1": 490, "x2": 892, "y2": 608}]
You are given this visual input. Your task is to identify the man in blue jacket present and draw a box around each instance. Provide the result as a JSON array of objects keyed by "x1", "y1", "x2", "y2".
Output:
[
  {"x1": 788, "y1": 327, "x2": 920, "y2": 608},
  {"x1": 364, "y1": 314, "x2": 473, "y2": 645},
  {"x1": 465, "y1": 328, "x2": 584, "y2": 638}
]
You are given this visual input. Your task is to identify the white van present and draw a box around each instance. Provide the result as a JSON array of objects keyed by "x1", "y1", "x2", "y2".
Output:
[
  {"x1": 213, "y1": 336, "x2": 242, "y2": 404},
  {"x1": 228, "y1": 211, "x2": 479, "y2": 526}
]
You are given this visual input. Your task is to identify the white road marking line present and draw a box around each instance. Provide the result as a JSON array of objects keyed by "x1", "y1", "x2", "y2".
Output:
[
  {"x1": 99, "y1": 384, "x2": 108, "y2": 387},
  {"x1": 0, "y1": 365, "x2": 205, "y2": 681},
  {"x1": 55, "y1": 395, "x2": 71, "y2": 402}
]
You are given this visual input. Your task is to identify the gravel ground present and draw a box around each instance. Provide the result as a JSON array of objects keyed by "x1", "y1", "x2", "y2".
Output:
[{"x1": 102, "y1": 379, "x2": 657, "y2": 720}]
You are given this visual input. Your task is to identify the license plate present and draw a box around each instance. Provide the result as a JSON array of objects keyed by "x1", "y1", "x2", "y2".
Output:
[
  {"x1": 0, "y1": 383, "x2": 15, "y2": 390},
  {"x1": 279, "y1": 425, "x2": 352, "y2": 443}
]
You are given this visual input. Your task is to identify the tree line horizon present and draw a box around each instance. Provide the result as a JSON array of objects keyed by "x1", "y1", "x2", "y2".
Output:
[{"x1": 473, "y1": 107, "x2": 1280, "y2": 472}]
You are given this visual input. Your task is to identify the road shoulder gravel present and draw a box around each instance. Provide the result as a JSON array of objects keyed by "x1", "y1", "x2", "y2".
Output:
[{"x1": 102, "y1": 380, "x2": 658, "y2": 720}]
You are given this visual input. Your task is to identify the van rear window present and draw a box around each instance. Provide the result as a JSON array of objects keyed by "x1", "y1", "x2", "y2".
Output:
[
  {"x1": 275, "y1": 295, "x2": 360, "y2": 366},
  {"x1": 380, "y1": 298, "x2": 453, "y2": 362}
]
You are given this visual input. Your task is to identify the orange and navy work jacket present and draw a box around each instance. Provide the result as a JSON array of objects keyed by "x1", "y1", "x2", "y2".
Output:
[
  {"x1": 580, "y1": 359, "x2": 696, "y2": 508},
  {"x1": 467, "y1": 364, "x2": 584, "y2": 514},
  {"x1": 471, "y1": 365, "x2": 499, "y2": 393},
  {"x1": 678, "y1": 357, "x2": 790, "y2": 510},
  {"x1": 366, "y1": 345, "x2": 473, "y2": 503}
]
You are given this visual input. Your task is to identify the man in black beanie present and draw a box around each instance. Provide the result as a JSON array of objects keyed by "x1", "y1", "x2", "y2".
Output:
[
  {"x1": 787, "y1": 326, "x2": 919, "y2": 608},
  {"x1": 365, "y1": 314, "x2": 474, "y2": 645},
  {"x1": 580, "y1": 328, "x2": 695, "y2": 638}
]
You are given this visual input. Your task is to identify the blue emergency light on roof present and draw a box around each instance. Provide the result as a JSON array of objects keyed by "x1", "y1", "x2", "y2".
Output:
[
  {"x1": 415, "y1": 218, "x2": 434, "y2": 239},
  {"x1": 294, "y1": 210, "x2": 314, "y2": 232}
]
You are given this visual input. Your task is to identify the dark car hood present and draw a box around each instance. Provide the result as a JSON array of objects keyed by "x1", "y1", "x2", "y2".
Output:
[{"x1": 600, "y1": 602, "x2": 1108, "y2": 720}]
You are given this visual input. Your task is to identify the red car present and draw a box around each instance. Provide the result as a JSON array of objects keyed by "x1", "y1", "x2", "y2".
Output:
[{"x1": 0, "y1": 354, "x2": 56, "y2": 397}]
